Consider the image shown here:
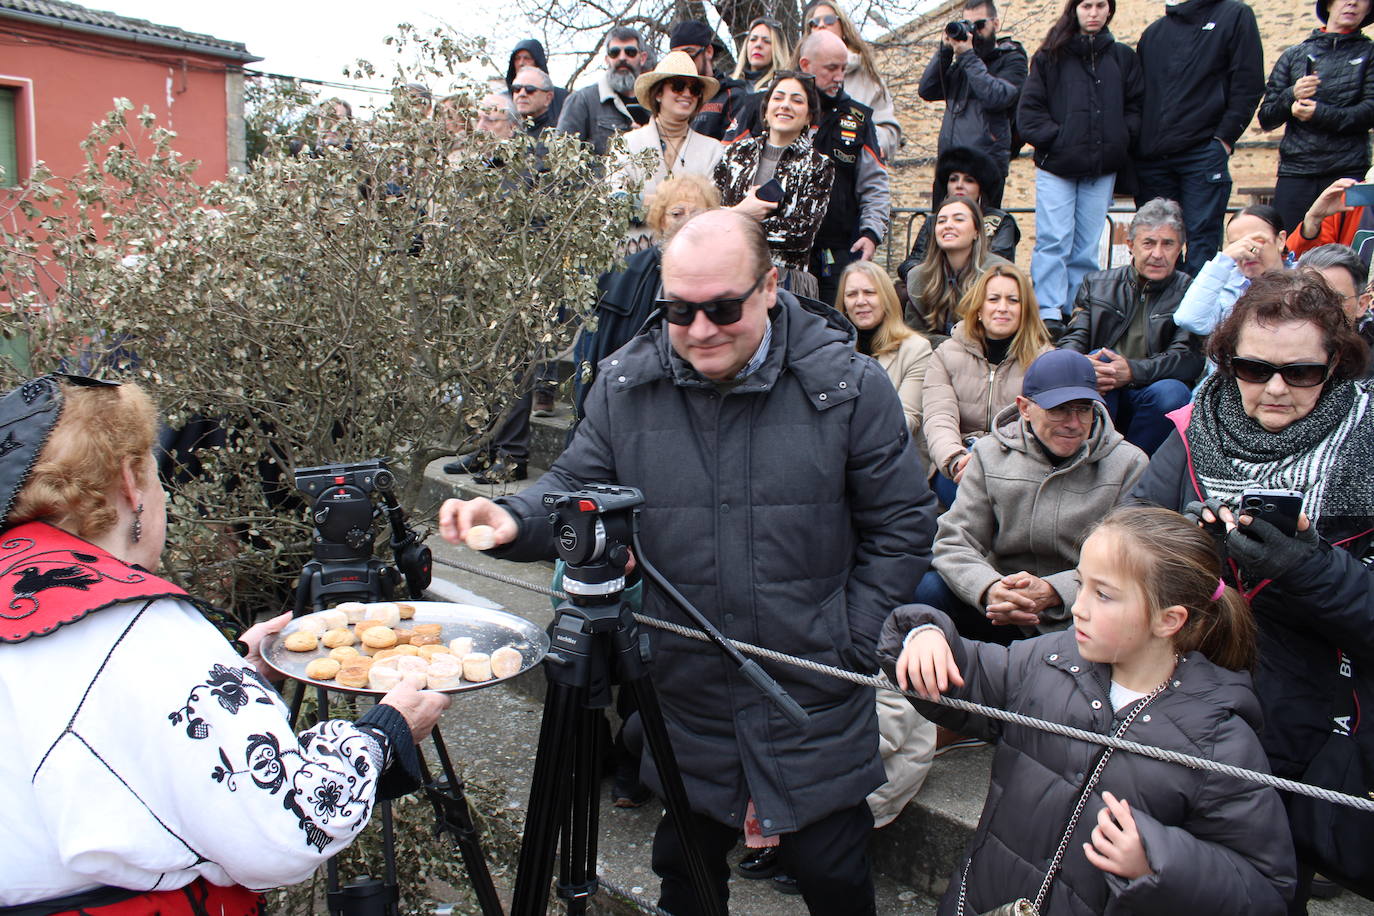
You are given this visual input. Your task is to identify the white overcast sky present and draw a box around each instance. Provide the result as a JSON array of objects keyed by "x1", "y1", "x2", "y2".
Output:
[{"x1": 103, "y1": 0, "x2": 568, "y2": 114}]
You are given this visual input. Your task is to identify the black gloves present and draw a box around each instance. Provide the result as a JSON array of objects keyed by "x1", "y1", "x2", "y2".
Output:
[
  {"x1": 1182, "y1": 498, "x2": 1230, "y2": 560},
  {"x1": 1226, "y1": 514, "x2": 1323, "y2": 583}
]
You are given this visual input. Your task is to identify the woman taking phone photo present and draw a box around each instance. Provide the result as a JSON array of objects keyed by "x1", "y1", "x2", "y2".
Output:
[{"x1": 1131, "y1": 271, "x2": 1374, "y2": 907}]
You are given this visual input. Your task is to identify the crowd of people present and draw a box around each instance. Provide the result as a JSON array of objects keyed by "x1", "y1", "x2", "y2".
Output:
[
  {"x1": 7, "y1": 0, "x2": 1374, "y2": 914},
  {"x1": 433, "y1": 2, "x2": 1374, "y2": 914}
]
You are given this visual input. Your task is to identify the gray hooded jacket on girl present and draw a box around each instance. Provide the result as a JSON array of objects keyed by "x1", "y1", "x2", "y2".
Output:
[{"x1": 877, "y1": 612, "x2": 1296, "y2": 915}]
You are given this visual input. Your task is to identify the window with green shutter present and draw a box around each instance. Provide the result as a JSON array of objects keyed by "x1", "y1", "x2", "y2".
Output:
[{"x1": 0, "y1": 88, "x2": 18, "y2": 187}]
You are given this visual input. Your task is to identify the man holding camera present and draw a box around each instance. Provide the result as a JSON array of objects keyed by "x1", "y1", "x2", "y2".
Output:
[
  {"x1": 440, "y1": 209, "x2": 935, "y2": 916},
  {"x1": 918, "y1": 0, "x2": 1027, "y2": 186}
]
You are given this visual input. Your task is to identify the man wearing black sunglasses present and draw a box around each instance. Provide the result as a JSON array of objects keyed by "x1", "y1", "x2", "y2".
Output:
[
  {"x1": 918, "y1": 0, "x2": 1027, "y2": 180},
  {"x1": 439, "y1": 210, "x2": 936, "y2": 916},
  {"x1": 557, "y1": 25, "x2": 650, "y2": 155}
]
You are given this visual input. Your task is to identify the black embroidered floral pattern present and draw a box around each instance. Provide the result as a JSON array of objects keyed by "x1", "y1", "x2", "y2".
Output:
[
  {"x1": 192, "y1": 720, "x2": 378, "y2": 852},
  {"x1": 170, "y1": 664, "x2": 277, "y2": 739}
]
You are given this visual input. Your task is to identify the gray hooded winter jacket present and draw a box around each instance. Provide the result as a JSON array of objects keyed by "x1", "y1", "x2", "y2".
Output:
[
  {"x1": 933, "y1": 402, "x2": 1148, "y2": 628},
  {"x1": 491, "y1": 291, "x2": 938, "y2": 832},
  {"x1": 877, "y1": 614, "x2": 1296, "y2": 915}
]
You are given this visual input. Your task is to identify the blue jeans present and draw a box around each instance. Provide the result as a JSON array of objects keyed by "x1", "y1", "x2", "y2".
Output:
[
  {"x1": 932, "y1": 470, "x2": 959, "y2": 508},
  {"x1": 1032, "y1": 169, "x2": 1116, "y2": 320},
  {"x1": 1103, "y1": 379, "x2": 1192, "y2": 455},
  {"x1": 1134, "y1": 139, "x2": 1232, "y2": 276}
]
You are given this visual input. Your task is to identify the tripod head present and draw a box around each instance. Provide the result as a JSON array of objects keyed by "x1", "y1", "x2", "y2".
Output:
[
  {"x1": 292, "y1": 459, "x2": 432, "y2": 611},
  {"x1": 542, "y1": 485, "x2": 642, "y2": 606}
]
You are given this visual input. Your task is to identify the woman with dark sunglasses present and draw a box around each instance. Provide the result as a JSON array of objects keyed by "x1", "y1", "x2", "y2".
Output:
[
  {"x1": 1130, "y1": 269, "x2": 1374, "y2": 910},
  {"x1": 714, "y1": 72, "x2": 834, "y2": 299},
  {"x1": 615, "y1": 51, "x2": 724, "y2": 209},
  {"x1": 800, "y1": 1, "x2": 901, "y2": 160}
]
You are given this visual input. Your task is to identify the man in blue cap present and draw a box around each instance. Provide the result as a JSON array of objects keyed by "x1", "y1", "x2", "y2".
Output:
[{"x1": 917, "y1": 349, "x2": 1150, "y2": 643}]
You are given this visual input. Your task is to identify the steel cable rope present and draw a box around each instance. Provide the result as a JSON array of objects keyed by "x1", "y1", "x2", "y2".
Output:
[{"x1": 432, "y1": 555, "x2": 1374, "y2": 814}]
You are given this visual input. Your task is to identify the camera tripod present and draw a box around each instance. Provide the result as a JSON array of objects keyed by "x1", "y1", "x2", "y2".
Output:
[
  {"x1": 285, "y1": 461, "x2": 501, "y2": 916},
  {"x1": 509, "y1": 486, "x2": 808, "y2": 916}
]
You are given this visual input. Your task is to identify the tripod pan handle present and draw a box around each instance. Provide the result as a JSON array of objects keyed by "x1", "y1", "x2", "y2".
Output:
[{"x1": 738, "y1": 659, "x2": 810, "y2": 728}]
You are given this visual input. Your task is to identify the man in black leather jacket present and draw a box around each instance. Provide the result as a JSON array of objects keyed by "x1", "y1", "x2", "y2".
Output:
[{"x1": 1059, "y1": 198, "x2": 1204, "y2": 455}]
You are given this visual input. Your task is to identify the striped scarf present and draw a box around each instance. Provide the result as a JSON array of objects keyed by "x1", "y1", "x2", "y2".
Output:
[{"x1": 1188, "y1": 374, "x2": 1374, "y2": 532}]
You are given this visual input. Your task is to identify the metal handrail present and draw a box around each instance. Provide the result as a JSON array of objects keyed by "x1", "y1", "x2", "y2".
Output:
[{"x1": 884, "y1": 204, "x2": 1242, "y2": 274}]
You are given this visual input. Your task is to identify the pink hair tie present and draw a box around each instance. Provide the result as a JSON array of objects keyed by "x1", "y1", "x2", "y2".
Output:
[{"x1": 1211, "y1": 579, "x2": 1227, "y2": 602}]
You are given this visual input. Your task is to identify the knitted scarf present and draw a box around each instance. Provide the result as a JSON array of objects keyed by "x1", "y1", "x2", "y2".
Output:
[{"x1": 1187, "y1": 374, "x2": 1374, "y2": 533}]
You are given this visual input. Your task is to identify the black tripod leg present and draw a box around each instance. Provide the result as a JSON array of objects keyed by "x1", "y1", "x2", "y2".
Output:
[
  {"x1": 509, "y1": 680, "x2": 586, "y2": 916},
  {"x1": 421, "y1": 727, "x2": 505, "y2": 916},
  {"x1": 625, "y1": 674, "x2": 727, "y2": 916},
  {"x1": 555, "y1": 704, "x2": 603, "y2": 914}
]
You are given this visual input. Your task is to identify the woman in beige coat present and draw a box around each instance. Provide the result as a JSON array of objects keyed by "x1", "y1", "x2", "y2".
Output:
[
  {"x1": 835, "y1": 260, "x2": 932, "y2": 435},
  {"x1": 922, "y1": 262, "x2": 1051, "y2": 504}
]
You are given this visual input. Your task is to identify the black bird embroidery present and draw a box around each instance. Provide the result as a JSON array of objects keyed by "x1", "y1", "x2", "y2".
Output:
[{"x1": 14, "y1": 566, "x2": 100, "y2": 595}]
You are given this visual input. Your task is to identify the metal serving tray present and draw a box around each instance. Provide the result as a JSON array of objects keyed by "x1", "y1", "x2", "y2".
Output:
[{"x1": 261, "y1": 600, "x2": 548, "y2": 696}]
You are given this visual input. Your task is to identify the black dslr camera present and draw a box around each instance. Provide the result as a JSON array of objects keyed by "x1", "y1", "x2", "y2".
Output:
[
  {"x1": 945, "y1": 18, "x2": 977, "y2": 41},
  {"x1": 293, "y1": 459, "x2": 432, "y2": 609}
]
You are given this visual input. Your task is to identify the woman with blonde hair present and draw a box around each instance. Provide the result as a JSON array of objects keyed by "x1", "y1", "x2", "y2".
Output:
[
  {"x1": 836, "y1": 260, "x2": 933, "y2": 434},
  {"x1": 922, "y1": 262, "x2": 1053, "y2": 504},
  {"x1": 905, "y1": 196, "x2": 1009, "y2": 341},
  {"x1": 801, "y1": 0, "x2": 901, "y2": 159},
  {"x1": 732, "y1": 16, "x2": 794, "y2": 92},
  {"x1": 0, "y1": 376, "x2": 448, "y2": 911}
]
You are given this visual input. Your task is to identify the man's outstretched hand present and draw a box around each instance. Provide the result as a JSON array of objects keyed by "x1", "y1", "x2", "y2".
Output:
[{"x1": 438, "y1": 497, "x2": 518, "y2": 550}]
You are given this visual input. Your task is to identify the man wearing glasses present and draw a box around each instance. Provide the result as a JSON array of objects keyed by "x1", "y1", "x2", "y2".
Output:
[
  {"x1": 918, "y1": 349, "x2": 1148, "y2": 645},
  {"x1": 918, "y1": 0, "x2": 1027, "y2": 182},
  {"x1": 668, "y1": 20, "x2": 747, "y2": 140},
  {"x1": 1059, "y1": 198, "x2": 1204, "y2": 455},
  {"x1": 511, "y1": 67, "x2": 559, "y2": 139},
  {"x1": 557, "y1": 26, "x2": 650, "y2": 155},
  {"x1": 440, "y1": 209, "x2": 936, "y2": 916}
]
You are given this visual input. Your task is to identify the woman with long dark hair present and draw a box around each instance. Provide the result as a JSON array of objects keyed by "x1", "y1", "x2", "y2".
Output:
[
  {"x1": 904, "y1": 196, "x2": 1008, "y2": 340},
  {"x1": 715, "y1": 72, "x2": 834, "y2": 298},
  {"x1": 1017, "y1": 0, "x2": 1143, "y2": 328}
]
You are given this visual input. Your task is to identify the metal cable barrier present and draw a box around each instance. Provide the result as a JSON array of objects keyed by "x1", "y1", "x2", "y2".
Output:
[{"x1": 433, "y1": 555, "x2": 1374, "y2": 815}]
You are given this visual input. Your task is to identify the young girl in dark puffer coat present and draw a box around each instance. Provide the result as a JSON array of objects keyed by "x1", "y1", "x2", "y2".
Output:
[{"x1": 879, "y1": 506, "x2": 1296, "y2": 915}]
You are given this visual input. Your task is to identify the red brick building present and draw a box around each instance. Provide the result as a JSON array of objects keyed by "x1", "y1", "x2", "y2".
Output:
[{"x1": 0, "y1": 0, "x2": 259, "y2": 187}]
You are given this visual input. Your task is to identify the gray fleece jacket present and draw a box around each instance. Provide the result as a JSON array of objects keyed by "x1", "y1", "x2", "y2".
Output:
[{"x1": 932, "y1": 402, "x2": 1148, "y2": 628}]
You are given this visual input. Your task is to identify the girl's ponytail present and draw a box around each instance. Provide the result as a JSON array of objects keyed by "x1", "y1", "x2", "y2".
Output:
[{"x1": 1193, "y1": 584, "x2": 1257, "y2": 672}]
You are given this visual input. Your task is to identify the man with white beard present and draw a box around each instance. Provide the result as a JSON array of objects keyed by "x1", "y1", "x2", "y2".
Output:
[{"x1": 556, "y1": 26, "x2": 650, "y2": 155}]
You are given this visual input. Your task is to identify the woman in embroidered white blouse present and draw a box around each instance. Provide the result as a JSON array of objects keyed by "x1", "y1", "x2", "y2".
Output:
[{"x1": 0, "y1": 377, "x2": 449, "y2": 912}]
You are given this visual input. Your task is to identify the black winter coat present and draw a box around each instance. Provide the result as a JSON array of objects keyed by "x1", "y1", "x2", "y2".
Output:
[
  {"x1": 1258, "y1": 29, "x2": 1374, "y2": 178},
  {"x1": 877, "y1": 613, "x2": 1295, "y2": 915},
  {"x1": 492, "y1": 292, "x2": 938, "y2": 831},
  {"x1": 692, "y1": 73, "x2": 750, "y2": 140},
  {"x1": 1135, "y1": 0, "x2": 1265, "y2": 159},
  {"x1": 1018, "y1": 31, "x2": 1144, "y2": 178},
  {"x1": 1058, "y1": 265, "x2": 1205, "y2": 387},
  {"x1": 919, "y1": 38, "x2": 1029, "y2": 169},
  {"x1": 1129, "y1": 411, "x2": 1374, "y2": 889}
]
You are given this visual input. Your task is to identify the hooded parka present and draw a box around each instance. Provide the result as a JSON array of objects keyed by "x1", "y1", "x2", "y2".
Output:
[
  {"x1": 491, "y1": 291, "x2": 938, "y2": 832},
  {"x1": 877, "y1": 614, "x2": 1297, "y2": 915},
  {"x1": 932, "y1": 403, "x2": 1148, "y2": 628}
]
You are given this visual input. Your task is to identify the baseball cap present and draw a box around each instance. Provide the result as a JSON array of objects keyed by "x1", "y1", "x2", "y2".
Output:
[{"x1": 1022, "y1": 350, "x2": 1103, "y2": 409}]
